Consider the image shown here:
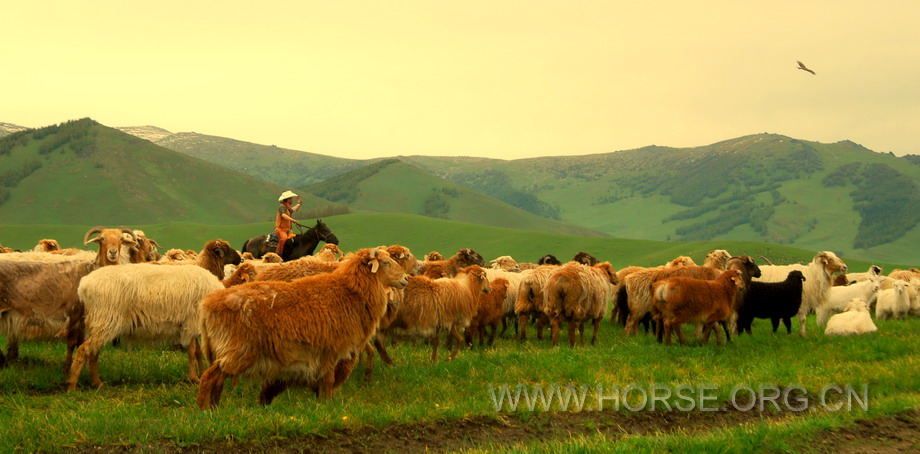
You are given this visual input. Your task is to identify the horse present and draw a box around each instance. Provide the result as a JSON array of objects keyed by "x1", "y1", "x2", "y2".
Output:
[{"x1": 241, "y1": 219, "x2": 339, "y2": 261}]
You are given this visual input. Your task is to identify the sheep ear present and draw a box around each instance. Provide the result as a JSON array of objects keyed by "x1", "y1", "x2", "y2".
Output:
[
  {"x1": 370, "y1": 259, "x2": 380, "y2": 273},
  {"x1": 213, "y1": 247, "x2": 225, "y2": 258}
]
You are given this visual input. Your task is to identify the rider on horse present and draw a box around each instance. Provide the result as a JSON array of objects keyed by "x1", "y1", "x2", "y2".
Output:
[{"x1": 275, "y1": 191, "x2": 304, "y2": 255}]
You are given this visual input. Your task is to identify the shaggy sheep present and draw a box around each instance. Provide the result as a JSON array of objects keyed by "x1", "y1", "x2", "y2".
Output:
[
  {"x1": 544, "y1": 262, "x2": 618, "y2": 347},
  {"x1": 420, "y1": 248, "x2": 485, "y2": 278},
  {"x1": 653, "y1": 270, "x2": 745, "y2": 345},
  {"x1": 0, "y1": 245, "x2": 15, "y2": 253},
  {"x1": 703, "y1": 250, "x2": 732, "y2": 270},
  {"x1": 845, "y1": 265, "x2": 883, "y2": 284},
  {"x1": 467, "y1": 278, "x2": 511, "y2": 347},
  {"x1": 910, "y1": 279, "x2": 920, "y2": 316},
  {"x1": 424, "y1": 251, "x2": 444, "y2": 262},
  {"x1": 665, "y1": 256, "x2": 697, "y2": 268},
  {"x1": 128, "y1": 230, "x2": 160, "y2": 263},
  {"x1": 876, "y1": 281, "x2": 910, "y2": 320},
  {"x1": 314, "y1": 244, "x2": 344, "y2": 262},
  {"x1": 489, "y1": 255, "x2": 521, "y2": 272},
  {"x1": 196, "y1": 247, "x2": 408, "y2": 408},
  {"x1": 194, "y1": 240, "x2": 242, "y2": 279},
  {"x1": 514, "y1": 266, "x2": 558, "y2": 340},
  {"x1": 0, "y1": 227, "x2": 135, "y2": 368},
  {"x1": 817, "y1": 280, "x2": 880, "y2": 327},
  {"x1": 33, "y1": 239, "x2": 61, "y2": 253},
  {"x1": 388, "y1": 266, "x2": 490, "y2": 362},
  {"x1": 261, "y1": 252, "x2": 283, "y2": 263},
  {"x1": 889, "y1": 269, "x2": 920, "y2": 282},
  {"x1": 223, "y1": 262, "x2": 257, "y2": 287},
  {"x1": 66, "y1": 263, "x2": 225, "y2": 390},
  {"x1": 623, "y1": 266, "x2": 720, "y2": 335},
  {"x1": 241, "y1": 252, "x2": 255, "y2": 261},
  {"x1": 825, "y1": 299, "x2": 877, "y2": 336},
  {"x1": 483, "y1": 267, "x2": 525, "y2": 337},
  {"x1": 754, "y1": 251, "x2": 847, "y2": 336},
  {"x1": 737, "y1": 271, "x2": 806, "y2": 335},
  {"x1": 159, "y1": 249, "x2": 191, "y2": 263}
]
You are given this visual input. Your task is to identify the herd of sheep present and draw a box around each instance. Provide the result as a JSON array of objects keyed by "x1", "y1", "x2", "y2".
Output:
[{"x1": 1, "y1": 227, "x2": 918, "y2": 408}]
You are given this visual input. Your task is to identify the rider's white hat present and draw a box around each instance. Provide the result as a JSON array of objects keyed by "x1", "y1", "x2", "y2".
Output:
[{"x1": 278, "y1": 190, "x2": 299, "y2": 202}]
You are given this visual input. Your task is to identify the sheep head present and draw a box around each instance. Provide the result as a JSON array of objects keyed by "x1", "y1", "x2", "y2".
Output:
[
  {"x1": 594, "y1": 261, "x2": 619, "y2": 286},
  {"x1": 815, "y1": 251, "x2": 847, "y2": 278},
  {"x1": 365, "y1": 247, "x2": 408, "y2": 289},
  {"x1": 537, "y1": 254, "x2": 561, "y2": 265},
  {"x1": 84, "y1": 226, "x2": 136, "y2": 266},
  {"x1": 457, "y1": 248, "x2": 485, "y2": 267},
  {"x1": 387, "y1": 245, "x2": 419, "y2": 275},
  {"x1": 461, "y1": 265, "x2": 490, "y2": 294},
  {"x1": 728, "y1": 256, "x2": 761, "y2": 280},
  {"x1": 703, "y1": 249, "x2": 732, "y2": 270},
  {"x1": 424, "y1": 250, "x2": 444, "y2": 262},
  {"x1": 572, "y1": 251, "x2": 598, "y2": 266}
]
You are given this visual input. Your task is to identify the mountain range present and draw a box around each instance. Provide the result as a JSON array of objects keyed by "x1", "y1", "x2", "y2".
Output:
[{"x1": 0, "y1": 119, "x2": 917, "y2": 263}]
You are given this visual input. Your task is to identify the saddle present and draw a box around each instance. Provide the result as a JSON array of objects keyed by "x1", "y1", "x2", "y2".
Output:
[{"x1": 260, "y1": 232, "x2": 295, "y2": 256}]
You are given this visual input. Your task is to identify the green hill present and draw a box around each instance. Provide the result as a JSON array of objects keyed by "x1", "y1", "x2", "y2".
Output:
[
  {"x1": 404, "y1": 134, "x2": 920, "y2": 263},
  {"x1": 0, "y1": 119, "x2": 342, "y2": 225},
  {"x1": 304, "y1": 159, "x2": 603, "y2": 237},
  {"x1": 155, "y1": 131, "x2": 367, "y2": 187},
  {"x1": 0, "y1": 213, "x2": 909, "y2": 271}
]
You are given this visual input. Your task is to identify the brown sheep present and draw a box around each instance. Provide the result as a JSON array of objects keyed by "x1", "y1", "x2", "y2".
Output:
[
  {"x1": 703, "y1": 249, "x2": 732, "y2": 270},
  {"x1": 467, "y1": 278, "x2": 511, "y2": 347},
  {"x1": 194, "y1": 240, "x2": 241, "y2": 279},
  {"x1": 223, "y1": 262, "x2": 257, "y2": 287},
  {"x1": 889, "y1": 269, "x2": 920, "y2": 282},
  {"x1": 128, "y1": 230, "x2": 160, "y2": 263},
  {"x1": 514, "y1": 265, "x2": 559, "y2": 341},
  {"x1": 83, "y1": 226, "x2": 138, "y2": 267},
  {"x1": 240, "y1": 252, "x2": 255, "y2": 261},
  {"x1": 420, "y1": 248, "x2": 484, "y2": 278},
  {"x1": 544, "y1": 262, "x2": 618, "y2": 347},
  {"x1": 315, "y1": 243, "x2": 344, "y2": 262},
  {"x1": 624, "y1": 266, "x2": 721, "y2": 335},
  {"x1": 387, "y1": 265, "x2": 490, "y2": 362},
  {"x1": 256, "y1": 245, "x2": 418, "y2": 282},
  {"x1": 653, "y1": 270, "x2": 745, "y2": 345},
  {"x1": 196, "y1": 247, "x2": 408, "y2": 408},
  {"x1": 424, "y1": 251, "x2": 444, "y2": 261},
  {"x1": 0, "y1": 245, "x2": 15, "y2": 253},
  {"x1": 665, "y1": 256, "x2": 697, "y2": 268}
]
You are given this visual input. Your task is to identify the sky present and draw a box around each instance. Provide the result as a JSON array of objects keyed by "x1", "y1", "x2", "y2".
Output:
[{"x1": 1, "y1": 1, "x2": 918, "y2": 159}]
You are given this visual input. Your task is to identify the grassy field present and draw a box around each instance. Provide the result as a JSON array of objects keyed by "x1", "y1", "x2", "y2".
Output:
[
  {"x1": 0, "y1": 316, "x2": 917, "y2": 451},
  {"x1": 0, "y1": 212, "x2": 913, "y2": 270}
]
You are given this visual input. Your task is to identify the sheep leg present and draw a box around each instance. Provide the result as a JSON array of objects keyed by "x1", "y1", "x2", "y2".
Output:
[
  {"x1": 568, "y1": 321, "x2": 578, "y2": 348},
  {"x1": 674, "y1": 323, "x2": 687, "y2": 345},
  {"x1": 6, "y1": 339, "x2": 19, "y2": 362},
  {"x1": 591, "y1": 318, "x2": 601, "y2": 346},
  {"x1": 782, "y1": 318, "x2": 792, "y2": 334},
  {"x1": 488, "y1": 324, "x2": 497, "y2": 346},
  {"x1": 64, "y1": 329, "x2": 84, "y2": 374},
  {"x1": 448, "y1": 327, "x2": 463, "y2": 361},
  {"x1": 663, "y1": 321, "x2": 673, "y2": 345},
  {"x1": 517, "y1": 314, "x2": 529, "y2": 341},
  {"x1": 549, "y1": 318, "x2": 560, "y2": 346},
  {"x1": 259, "y1": 379, "x2": 288, "y2": 406},
  {"x1": 797, "y1": 307, "x2": 808, "y2": 336},
  {"x1": 186, "y1": 338, "x2": 201, "y2": 383},
  {"x1": 333, "y1": 354, "x2": 357, "y2": 389},
  {"x1": 430, "y1": 330, "x2": 440, "y2": 362},
  {"x1": 196, "y1": 364, "x2": 227, "y2": 409},
  {"x1": 721, "y1": 321, "x2": 731, "y2": 343},
  {"x1": 0, "y1": 346, "x2": 5, "y2": 368},
  {"x1": 363, "y1": 343, "x2": 375, "y2": 382},
  {"x1": 372, "y1": 336, "x2": 394, "y2": 366},
  {"x1": 88, "y1": 351, "x2": 103, "y2": 388},
  {"x1": 67, "y1": 337, "x2": 102, "y2": 391},
  {"x1": 536, "y1": 315, "x2": 547, "y2": 340},
  {"x1": 500, "y1": 316, "x2": 509, "y2": 338},
  {"x1": 578, "y1": 321, "x2": 586, "y2": 345},
  {"x1": 770, "y1": 318, "x2": 780, "y2": 334}
]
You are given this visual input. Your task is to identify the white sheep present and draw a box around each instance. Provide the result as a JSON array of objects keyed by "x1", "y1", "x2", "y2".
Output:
[
  {"x1": 825, "y1": 298, "x2": 877, "y2": 336},
  {"x1": 489, "y1": 256, "x2": 521, "y2": 272},
  {"x1": 66, "y1": 263, "x2": 224, "y2": 390},
  {"x1": 876, "y1": 280, "x2": 910, "y2": 320},
  {"x1": 910, "y1": 279, "x2": 920, "y2": 316},
  {"x1": 817, "y1": 280, "x2": 880, "y2": 327},
  {"x1": 844, "y1": 265, "x2": 883, "y2": 284},
  {"x1": 755, "y1": 251, "x2": 848, "y2": 335}
]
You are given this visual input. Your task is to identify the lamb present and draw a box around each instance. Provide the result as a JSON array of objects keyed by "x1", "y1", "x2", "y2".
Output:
[
  {"x1": 514, "y1": 265, "x2": 558, "y2": 340},
  {"x1": 653, "y1": 270, "x2": 745, "y2": 345},
  {"x1": 419, "y1": 248, "x2": 484, "y2": 278},
  {"x1": 876, "y1": 281, "x2": 910, "y2": 320},
  {"x1": 0, "y1": 227, "x2": 135, "y2": 368},
  {"x1": 196, "y1": 247, "x2": 408, "y2": 408},
  {"x1": 817, "y1": 279, "x2": 880, "y2": 327},
  {"x1": 467, "y1": 278, "x2": 511, "y2": 347},
  {"x1": 33, "y1": 239, "x2": 61, "y2": 252},
  {"x1": 825, "y1": 299, "x2": 877, "y2": 336},
  {"x1": 543, "y1": 262, "x2": 618, "y2": 347},
  {"x1": 387, "y1": 266, "x2": 490, "y2": 361},
  {"x1": 489, "y1": 255, "x2": 521, "y2": 272},
  {"x1": 736, "y1": 271, "x2": 806, "y2": 335},
  {"x1": 754, "y1": 251, "x2": 848, "y2": 336}
]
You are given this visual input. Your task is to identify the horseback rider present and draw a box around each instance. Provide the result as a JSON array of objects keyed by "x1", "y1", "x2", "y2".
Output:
[{"x1": 274, "y1": 190, "x2": 303, "y2": 255}]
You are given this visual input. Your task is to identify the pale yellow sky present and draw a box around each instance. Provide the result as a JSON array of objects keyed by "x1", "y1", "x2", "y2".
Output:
[{"x1": 2, "y1": 1, "x2": 918, "y2": 158}]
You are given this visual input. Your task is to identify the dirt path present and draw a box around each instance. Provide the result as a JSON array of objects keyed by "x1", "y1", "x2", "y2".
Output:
[
  {"x1": 75, "y1": 408, "x2": 793, "y2": 453},
  {"x1": 810, "y1": 409, "x2": 919, "y2": 454}
]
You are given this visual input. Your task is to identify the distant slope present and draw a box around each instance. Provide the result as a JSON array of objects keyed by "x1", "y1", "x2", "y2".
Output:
[
  {"x1": 305, "y1": 159, "x2": 603, "y2": 237},
  {"x1": 155, "y1": 132, "x2": 367, "y2": 187},
  {"x1": 0, "y1": 213, "x2": 906, "y2": 271},
  {"x1": 116, "y1": 125, "x2": 174, "y2": 143},
  {"x1": 0, "y1": 122, "x2": 28, "y2": 138},
  {"x1": 0, "y1": 119, "x2": 341, "y2": 225},
  {"x1": 404, "y1": 134, "x2": 920, "y2": 262}
]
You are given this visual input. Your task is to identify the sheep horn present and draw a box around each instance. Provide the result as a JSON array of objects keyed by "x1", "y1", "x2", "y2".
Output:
[
  {"x1": 82, "y1": 226, "x2": 105, "y2": 245},
  {"x1": 759, "y1": 255, "x2": 775, "y2": 266}
]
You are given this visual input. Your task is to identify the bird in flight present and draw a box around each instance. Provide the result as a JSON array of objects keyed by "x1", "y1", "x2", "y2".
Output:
[{"x1": 796, "y1": 60, "x2": 816, "y2": 75}]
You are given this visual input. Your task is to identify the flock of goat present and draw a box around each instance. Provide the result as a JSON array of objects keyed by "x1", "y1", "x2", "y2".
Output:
[{"x1": 1, "y1": 227, "x2": 918, "y2": 409}]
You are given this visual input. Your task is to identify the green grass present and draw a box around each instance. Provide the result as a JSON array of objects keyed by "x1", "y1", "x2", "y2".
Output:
[
  {"x1": 1, "y1": 316, "x2": 917, "y2": 451},
  {"x1": 0, "y1": 212, "x2": 912, "y2": 270}
]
